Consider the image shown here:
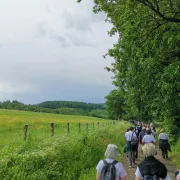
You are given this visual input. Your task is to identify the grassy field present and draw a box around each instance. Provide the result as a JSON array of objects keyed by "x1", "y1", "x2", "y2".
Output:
[
  {"x1": 0, "y1": 109, "x2": 129, "y2": 179},
  {"x1": 0, "y1": 109, "x2": 111, "y2": 149}
]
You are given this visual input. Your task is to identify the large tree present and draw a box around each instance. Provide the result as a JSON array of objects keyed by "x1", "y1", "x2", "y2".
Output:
[{"x1": 79, "y1": 0, "x2": 180, "y2": 137}]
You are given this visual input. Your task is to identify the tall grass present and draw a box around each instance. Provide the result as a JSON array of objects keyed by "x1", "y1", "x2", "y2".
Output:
[
  {"x1": 0, "y1": 109, "x2": 109, "y2": 149},
  {"x1": 0, "y1": 109, "x2": 129, "y2": 180},
  {"x1": 0, "y1": 123, "x2": 128, "y2": 180},
  {"x1": 170, "y1": 137, "x2": 180, "y2": 168}
]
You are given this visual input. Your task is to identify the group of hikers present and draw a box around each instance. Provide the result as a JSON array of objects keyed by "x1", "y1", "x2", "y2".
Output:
[{"x1": 95, "y1": 121, "x2": 180, "y2": 180}]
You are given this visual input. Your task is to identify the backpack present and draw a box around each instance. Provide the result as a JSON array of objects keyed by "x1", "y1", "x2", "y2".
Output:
[
  {"x1": 141, "y1": 131, "x2": 145, "y2": 139},
  {"x1": 131, "y1": 132, "x2": 138, "y2": 146},
  {"x1": 143, "y1": 175, "x2": 159, "y2": 180},
  {"x1": 100, "y1": 160, "x2": 118, "y2": 180}
]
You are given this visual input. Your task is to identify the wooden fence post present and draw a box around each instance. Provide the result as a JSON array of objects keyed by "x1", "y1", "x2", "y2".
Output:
[
  {"x1": 50, "y1": 123, "x2": 54, "y2": 136},
  {"x1": 98, "y1": 122, "x2": 100, "y2": 128},
  {"x1": 24, "y1": 124, "x2": 28, "y2": 140},
  {"x1": 67, "y1": 122, "x2": 70, "y2": 134},
  {"x1": 78, "y1": 123, "x2": 81, "y2": 133}
]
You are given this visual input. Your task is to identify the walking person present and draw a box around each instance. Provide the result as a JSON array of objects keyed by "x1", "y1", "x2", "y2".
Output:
[
  {"x1": 150, "y1": 123, "x2": 156, "y2": 137},
  {"x1": 138, "y1": 127, "x2": 146, "y2": 152},
  {"x1": 158, "y1": 129, "x2": 171, "y2": 159},
  {"x1": 134, "y1": 126, "x2": 140, "y2": 160},
  {"x1": 96, "y1": 144, "x2": 127, "y2": 180},
  {"x1": 124, "y1": 127, "x2": 137, "y2": 167},
  {"x1": 135, "y1": 143, "x2": 170, "y2": 180},
  {"x1": 142, "y1": 128, "x2": 156, "y2": 145}
]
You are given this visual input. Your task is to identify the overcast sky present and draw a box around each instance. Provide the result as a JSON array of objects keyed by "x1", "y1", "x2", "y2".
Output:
[{"x1": 0, "y1": 0, "x2": 116, "y2": 104}]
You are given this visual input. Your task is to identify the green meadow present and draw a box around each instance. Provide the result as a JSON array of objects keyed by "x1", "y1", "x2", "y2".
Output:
[{"x1": 0, "y1": 109, "x2": 129, "y2": 179}]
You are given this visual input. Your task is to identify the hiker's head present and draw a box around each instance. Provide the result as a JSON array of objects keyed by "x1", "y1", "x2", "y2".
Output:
[
  {"x1": 104, "y1": 144, "x2": 119, "y2": 159},
  {"x1": 150, "y1": 123, "x2": 153, "y2": 127},
  {"x1": 129, "y1": 127, "x2": 133, "y2": 131},
  {"x1": 126, "y1": 128, "x2": 129, "y2": 132},
  {"x1": 146, "y1": 128, "x2": 151, "y2": 134},
  {"x1": 160, "y1": 129, "x2": 164, "y2": 133},
  {"x1": 142, "y1": 143, "x2": 157, "y2": 157},
  {"x1": 142, "y1": 127, "x2": 146, "y2": 131}
]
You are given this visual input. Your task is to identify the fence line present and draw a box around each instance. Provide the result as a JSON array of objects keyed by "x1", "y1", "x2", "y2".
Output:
[{"x1": 23, "y1": 120, "x2": 118, "y2": 140}]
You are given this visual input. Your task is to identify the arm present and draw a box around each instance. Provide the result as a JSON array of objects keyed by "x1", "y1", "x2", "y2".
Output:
[
  {"x1": 96, "y1": 172, "x2": 101, "y2": 180},
  {"x1": 135, "y1": 167, "x2": 143, "y2": 180}
]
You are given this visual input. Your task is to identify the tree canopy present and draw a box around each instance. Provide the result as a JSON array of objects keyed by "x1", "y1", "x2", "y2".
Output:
[
  {"x1": 79, "y1": 0, "x2": 180, "y2": 138},
  {"x1": 0, "y1": 100, "x2": 107, "y2": 119}
]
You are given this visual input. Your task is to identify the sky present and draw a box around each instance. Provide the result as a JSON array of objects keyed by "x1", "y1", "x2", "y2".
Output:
[{"x1": 0, "y1": 0, "x2": 117, "y2": 104}]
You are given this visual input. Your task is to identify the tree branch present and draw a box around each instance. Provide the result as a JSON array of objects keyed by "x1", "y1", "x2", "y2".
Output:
[{"x1": 138, "y1": 0, "x2": 180, "y2": 23}]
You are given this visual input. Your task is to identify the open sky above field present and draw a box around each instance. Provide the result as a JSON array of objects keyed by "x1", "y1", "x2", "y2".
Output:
[{"x1": 0, "y1": 0, "x2": 117, "y2": 104}]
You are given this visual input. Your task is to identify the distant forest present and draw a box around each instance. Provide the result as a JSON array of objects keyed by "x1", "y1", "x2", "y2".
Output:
[{"x1": 0, "y1": 100, "x2": 107, "y2": 119}]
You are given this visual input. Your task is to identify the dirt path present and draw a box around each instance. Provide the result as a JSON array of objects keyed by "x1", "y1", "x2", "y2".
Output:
[{"x1": 122, "y1": 147, "x2": 176, "y2": 179}]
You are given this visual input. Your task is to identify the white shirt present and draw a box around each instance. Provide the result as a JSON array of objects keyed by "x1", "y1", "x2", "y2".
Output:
[
  {"x1": 158, "y1": 133, "x2": 169, "y2": 140},
  {"x1": 124, "y1": 130, "x2": 137, "y2": 141},
  {"x1": 142, "y1": 134, "x2": 156, "y2": 143},
  {"x1": 96, "y1": 158, "x2": 127, "y2": 180},
  {"x1": 135, "y1": 167, "x2": 170, "y2": 180}
]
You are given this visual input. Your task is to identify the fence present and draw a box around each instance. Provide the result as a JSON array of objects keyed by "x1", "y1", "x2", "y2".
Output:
[{"x1": 23, "y1": 121, "x2": 118, "y2": 140}]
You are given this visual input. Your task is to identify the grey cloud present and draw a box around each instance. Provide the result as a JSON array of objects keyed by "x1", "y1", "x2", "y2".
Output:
[
  {"x1": 50, "y1": 34, "x2": 69, "y2": 47},
  {"x1": 66, "y1": 33, "x2": 96, "y2": 47},
  {"x1": 36, "y1": 23, "x2": 69, "y2": 47},
  {"x1": 36, "y1": 22, "x2": 96, "y2": 48},
  {"x1": 36, "y1": 23, "x2": 47, "y2": 37},
  {"x1": 61, "y1": 9, "x2": 106, "y2": 33},
  {"x1": 62, "y1": 10, "x2": 92, "y2": 32}
]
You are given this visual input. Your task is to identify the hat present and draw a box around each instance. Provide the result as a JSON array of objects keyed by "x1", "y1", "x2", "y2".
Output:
[{"x1": 142, "y1": 127, "x2": 146, "y2": 130}]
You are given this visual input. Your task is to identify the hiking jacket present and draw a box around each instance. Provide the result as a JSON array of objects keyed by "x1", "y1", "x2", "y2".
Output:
[{"x1": 138, "y1": 156, "x2": 167, "y2": 179}]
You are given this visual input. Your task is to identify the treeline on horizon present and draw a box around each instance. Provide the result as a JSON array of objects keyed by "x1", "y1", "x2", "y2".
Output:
[{"x1": 0, "y1": 100, "x2": 108, "y2": 119}]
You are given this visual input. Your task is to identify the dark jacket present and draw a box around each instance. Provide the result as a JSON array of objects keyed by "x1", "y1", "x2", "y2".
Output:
[
  {"x1": 159, "y1": 139, "x2": 171, "y2": 151},
  {"x1": 138, "y1": 156, "x2": 167, "y2": 179}
]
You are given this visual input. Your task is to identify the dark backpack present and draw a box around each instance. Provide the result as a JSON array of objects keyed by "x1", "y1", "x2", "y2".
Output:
[
  {"x1": 143, "y1": 175, "x2": 159, "y2": 180},
  {"x1": 131, "y1": 132, "x2": 138, "y2": 146},
  {"x1": 100, "y1": 160, "x2": 118, "y2": 180}
]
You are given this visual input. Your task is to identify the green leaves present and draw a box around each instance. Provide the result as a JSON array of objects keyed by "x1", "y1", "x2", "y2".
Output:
[
  {"x1": 85, "y1": 0, "x2": 180, "y2": 138},
  {"x1": 105, "y1": 89, "x2": 125, "y2": 120}
]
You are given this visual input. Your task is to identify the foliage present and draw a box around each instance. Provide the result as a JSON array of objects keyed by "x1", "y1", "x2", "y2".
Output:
[
  {"x1": 0, "y1": 111, "x2": 128, "y2": 180},
  {"x1": 88, "y1": 109, "x2": 108, "y2": 119},
  {"x1": 79, "y1": 0, "x2": 180, "y2": 138},
  {"x1": 38, "y1": 101, "x2": 104, "y2": 110},
  {"x1": 105, "y1": 89, "x2": 125, "y2": 120},
  {"x1": 170, "y1": 137, "x2": 180, "y2": 167},
  {"x1": 0, "y1": 100, "x2": 107, "y2": 119}
]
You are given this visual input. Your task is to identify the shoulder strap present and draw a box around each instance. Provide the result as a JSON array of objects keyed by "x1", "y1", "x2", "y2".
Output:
[
  {"x1": 103, "y1": 160, "x2": 107, "y2": 165},
  {"x1": 112, "y1": 160, "x2": 118, "y2": 166},
  {"x1": 131, "y1": 131, "x2": 134, "y2": 139}
]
